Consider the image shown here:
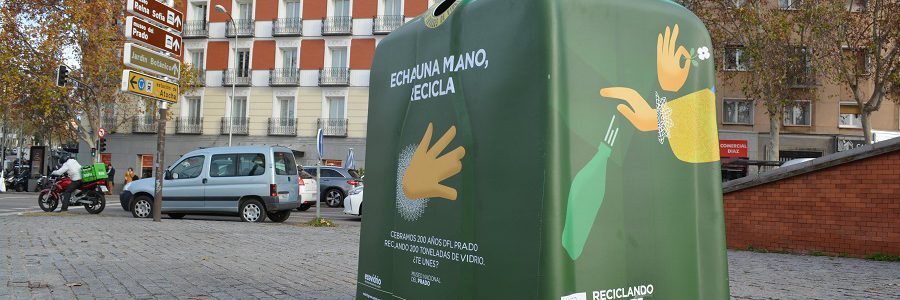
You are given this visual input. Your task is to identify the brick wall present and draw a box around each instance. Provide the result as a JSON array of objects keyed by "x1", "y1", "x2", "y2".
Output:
[{"x1": 724, "y1": 151, "x2": 900, "y2": 256}]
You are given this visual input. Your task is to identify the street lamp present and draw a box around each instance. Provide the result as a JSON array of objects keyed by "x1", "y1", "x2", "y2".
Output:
[{"x1": 215, "y1": 4, "x2": 237, "y2": 147}]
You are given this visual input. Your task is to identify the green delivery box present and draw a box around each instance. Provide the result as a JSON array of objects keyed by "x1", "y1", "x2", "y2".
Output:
[
  {"x1": 357, "y1": 0, "x2": 728, "y2": 299},
  {"x1": 81, "y1": 163, "x2": 108, "y2": 183}
]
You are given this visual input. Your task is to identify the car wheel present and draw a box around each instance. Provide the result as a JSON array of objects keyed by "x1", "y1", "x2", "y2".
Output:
[
  {"x1": 131, "y1": 195, "x2": 153, "y2": 218},
  {"x1": 167, "y1": 213, "x2": 186, "y2": 219},
  {"x1": 325, "y1": 189, "x2": 345, "y2": 208},
  {"x1": 296, "y1": 203, "x2": 311, "y2": 211},
  {"x1": 267, "y1": 210, "x2": 291, "y2": 223},
  {"x1": 239, "y1": 199, "x2": 267, "y2": 223}
]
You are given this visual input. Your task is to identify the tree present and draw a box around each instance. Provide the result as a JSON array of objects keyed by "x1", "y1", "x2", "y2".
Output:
[
  {"x1": 814, "y1": 0, "x2": 900, "y2": 143},
  {"x1": 693, "y1": 0, "x2": 828, "y2": 162}
]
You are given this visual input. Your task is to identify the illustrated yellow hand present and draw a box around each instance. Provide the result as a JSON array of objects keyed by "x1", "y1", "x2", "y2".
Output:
[
  {"x1": 657, "y1": 24, "x2": 692, "y2": 92},
  {"x1": 600, "y1": 87, "x2": 658, "y2": 132},
  {"x1": 402, "y1": 123, "x2": 466, "y2": 200}
]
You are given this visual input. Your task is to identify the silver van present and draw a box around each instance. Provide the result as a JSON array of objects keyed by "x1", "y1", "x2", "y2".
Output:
[{"x1": 120, "y1": 146, "x2": 301, "y2": 222}]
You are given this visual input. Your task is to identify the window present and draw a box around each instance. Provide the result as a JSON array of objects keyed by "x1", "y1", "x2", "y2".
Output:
[
  {"x1": 236, "y1": 49, "x2": 250, "y2": 77},
  {"x1": 238, "y1": 2, "x2": 253, "y2": 20},
  {"x1": 278, "y1": 97, "x2": 295, "y2": 120},
  {"x1": 140, "y1": 155, "x2": 154, "y2": 179},
  {"x1": 170, "y1": 155, "x2": 205, "y2": 179},
  {"x1": 783, "y1": 100, "x2": 812, "y2": 126},
  {"x1": 383, "y1": 0, "x2": 402, "y2": 15},
  {"x1": 723, "y1": 99, "x2": 753, "y2": 125},
  {"x1": 281, "y1": 48, "x2": 298, "y2": 70},
  {"x1": 192, "y1": 3, "x2": 208, "y2": 24},
  {"x1": 330, "y1": 47, "x2": 348, "y2": 68},
  {"x1": 184, "y1": 97, "x2": 201, "y2": 120},
  {"x1": 779, "y1": 0, "x2": 797, "y2": 9},
  {"x1": 286, "y1": 0, "x2": 302, "y2": 19},
  {"x1": 844, "y1": 48, "x2": 870, "y2": 76},
  {"x1": 211, "y1": 153, "x2": 265, "y2": 177},
  {"x1": 327, "y1": 97, "x2": 346, "y2": 119},
  {"x1": 230, "y1": 96, "x2": 248, "y2": 119},
  {"x1": 333, "y1": 0, "x2": 350, "y2": 17},
  {"x1": 724, "y1": 46, "x2": 748, "y2": 71},
  {"x1": 729, "y1": 0, "x2": 745, "y2": 7},
  {"x1": 848, "y1": 0, "x2": 867, "y2": 12},
  {"x1": 320, "y1": 169, "x2": 342, "y2": 177},
  {"x1": 274, "y1": 152, "x2": 298, "y2": 175},
  {"x1": 839, "y1": 102, "x2": 863, "y2": 128},
  {"x1": 189, "y1": 50, "x2": 205, "y2": 70}
]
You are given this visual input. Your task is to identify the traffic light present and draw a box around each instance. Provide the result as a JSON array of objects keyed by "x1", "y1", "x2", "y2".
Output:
[
  {"x1": 56, "y1": 65, "x2": 69, "y2": 86},
  {"x1": 98, "y1": 138, "x2": 107, "y2": 152},
  {"x1": 90, "y1": 148, "x2": 97, "y2": 157}
]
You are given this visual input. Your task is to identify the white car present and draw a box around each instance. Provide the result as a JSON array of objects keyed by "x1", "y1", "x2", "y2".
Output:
[
  {"x1": 298, "y1": 177, "x2": 318, "y2": 211},
  {"x1": 343, "y1": 187, "x2": 363, "y2": 216}
]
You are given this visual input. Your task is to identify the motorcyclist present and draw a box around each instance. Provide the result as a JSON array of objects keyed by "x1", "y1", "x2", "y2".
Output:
[{"x1": 50, "y1": 153, "x2": 82, "y2": 212}]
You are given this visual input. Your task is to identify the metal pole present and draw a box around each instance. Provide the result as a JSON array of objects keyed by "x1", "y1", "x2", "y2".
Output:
[
  {"x1": 316, "y1": 163, "x2": 321, "y2": 220},
  {"x1": 152, "y1": 101, "x2": 168, "y2": 222},
  {"x1": 228, "y1": 16, "x2": 237, "y2": 147}
]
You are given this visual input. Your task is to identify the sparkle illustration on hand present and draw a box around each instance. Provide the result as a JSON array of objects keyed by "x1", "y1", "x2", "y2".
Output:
[
  {"x1": 657, "y1": 24, "x2": 691, "y2": 92},
  {"x1": 402, "y1": 123, "x2": 466, "y2": 201}
]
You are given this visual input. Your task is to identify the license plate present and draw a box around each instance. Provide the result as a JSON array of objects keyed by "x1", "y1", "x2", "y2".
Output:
[
  {"x1": 278, "y1": 193, "x2": 289, "y2": 201},
  {"x1": 99, "y1": 186, "x2": 109, "y2": 192}
]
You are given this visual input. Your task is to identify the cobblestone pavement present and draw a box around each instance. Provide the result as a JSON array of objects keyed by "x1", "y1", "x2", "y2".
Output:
[
  {"x1": 728, "y1": 250, "x2": 900, "y2": 299},
  {"x1": 1, "y1": 212, "x2": 898, "y2": 299}
]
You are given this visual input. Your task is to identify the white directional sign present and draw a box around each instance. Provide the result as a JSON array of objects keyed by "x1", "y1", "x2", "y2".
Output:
[{"x1": 123, "y1": 43, "x2": 180, "y2": 79}]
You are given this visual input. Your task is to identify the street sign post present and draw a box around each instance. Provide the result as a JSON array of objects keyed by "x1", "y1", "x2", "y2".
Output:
[
  {"x1": 316, "y1": 128, "x2": 324, "y2": 220},
  {"x1": 124, "y1": 16, "x2": 182, "y2": 58},
  {"x1": 123, "y1": 43, "x2": 180, "y2": 79},
  {"x1": 120, "y1": 70, "x2": 179, "y2": 103},
  {"x1": 126, "y1": 0, "x2": 184, "y2": 33}
]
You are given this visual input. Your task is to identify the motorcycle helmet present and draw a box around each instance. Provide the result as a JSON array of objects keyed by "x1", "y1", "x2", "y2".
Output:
[{"x1": 58, "y1": 153, "x2": 71, "y2": 165}]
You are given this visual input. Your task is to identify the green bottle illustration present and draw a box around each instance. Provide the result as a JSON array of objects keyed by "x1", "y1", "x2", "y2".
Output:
[{"x1": 562, "y1": 116, "x2": 619, "y2": 260}]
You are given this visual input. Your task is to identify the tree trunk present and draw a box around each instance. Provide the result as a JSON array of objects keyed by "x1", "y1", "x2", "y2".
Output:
[
  {"x1": 861, "y1": 111, "x2": 873, "y2": 144},
  {"x1": 768, "y1": 115, "x2": 781, "y2": 166}
]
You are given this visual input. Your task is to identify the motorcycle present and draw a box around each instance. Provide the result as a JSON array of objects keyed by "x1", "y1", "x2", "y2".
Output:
[
  {"x1": 5, "y1": 171, "x2": 29, "y2": 192},
  {"x1": 38, "y1": 176, "x2": 107, "y2": 214}
]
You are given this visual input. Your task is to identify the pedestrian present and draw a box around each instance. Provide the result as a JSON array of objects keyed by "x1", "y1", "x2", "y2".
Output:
[
  {"x1": 106, "y1": 164, "x2": 116, "y2": 195},
  {"x1": 124, "y1": 168, "x2": 135, "y2": 185},
  {"x1": 50, "y1": 154, "x2": 82, "y2": 212}
]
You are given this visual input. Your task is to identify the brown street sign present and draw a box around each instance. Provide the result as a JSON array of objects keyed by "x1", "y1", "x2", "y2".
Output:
[
  {"x1": 125, "y1": 16, "x2": 182, "y2": 58},
  {"x1": 123, "y1": 43, "x2": 180, "y2": 79},
  {"x1": 126, "y1": 0, "x2": 183, "y2": 33},
  {"x1": 120, "y1": 69, "x2": 179, "y2": 103}
]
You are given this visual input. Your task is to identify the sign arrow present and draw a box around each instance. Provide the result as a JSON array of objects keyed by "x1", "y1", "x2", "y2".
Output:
[
  {"x1": 175, "y1": 16, "x2": 182, "y2": 27},
  {"x1": 172, "y1": 39, "x2": 180, "y2": 52},
  {"x1": 130, "y1": 75, "x2": 138, "y2": 89}
]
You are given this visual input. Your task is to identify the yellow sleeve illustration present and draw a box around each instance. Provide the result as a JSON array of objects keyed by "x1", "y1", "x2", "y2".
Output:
[{"x1": 664, "y1": 89, "x2": 718, "y2": 163}]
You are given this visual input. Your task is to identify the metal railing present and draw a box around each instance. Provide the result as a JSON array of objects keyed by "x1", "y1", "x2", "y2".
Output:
[
  {"x1": 322, "y1": 16, "x2": 352, "y2": 35},
  {"x1": 183, "y1": 20, "x2": 208, "y2": 38},
  {"x1": 319, "y1": 67, "x2": 350, "y2": 86},
  {"x1": 225, "y1": 19, "x2": 255, "y2": 37},
  {"x1": 317, "y1": 118, "x2": 348, "y2": 137},
  {"x1": 222, "y1": 69, "x2": 252, "y2": 86},
  {"x1": 176, "y1": 117, "x2": 203, "y2": 134},
  {"x1": 269, "y1": 68, "x2": 301, "y2": 86},
  {"x1": 220, "y1": 117, "x2": 249, "y2": 135},
  {"x1": 268, "y1": 118, "x2": 298, "y2": 136},
  {"x1": 132, "y1": 116, "x2": 158, "y2": 134},
  {"x1": 101, "y1": 116, "x2": 118, "y2": 133},
  {"x1": 790, "y1": 69, "x2": 817, "y2": 88},
  {"x1": 272, "y1": 18, "x2": 303, "y2": 36},
  {"x1": 373, "y1": 15, "x2": 404, "y2": 34},
  {"x1": 191, "y1": 69, "x2": 206, "y2": 86}
]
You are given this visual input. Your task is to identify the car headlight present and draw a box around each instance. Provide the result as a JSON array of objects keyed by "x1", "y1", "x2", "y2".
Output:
[{"x1": 349, "y1": 187, "x2": 362, "y2": 195}]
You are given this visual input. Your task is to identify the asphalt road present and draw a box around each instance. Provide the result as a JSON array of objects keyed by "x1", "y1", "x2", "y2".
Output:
[{"x1": 0, "y1": 191, "x2": 361, "y2": 224}]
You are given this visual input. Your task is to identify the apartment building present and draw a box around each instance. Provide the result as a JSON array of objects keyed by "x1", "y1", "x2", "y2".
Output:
[
  {"x1": 92, "y1": 0, "x2": 437, "y2": 179},
  {"x1": 698, "y1": 0, "x2": 900, "y2": 179}
]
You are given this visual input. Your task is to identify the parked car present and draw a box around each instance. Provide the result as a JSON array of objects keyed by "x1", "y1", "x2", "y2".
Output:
[
  {"x1": 297, "y1": 168, "x2": 318, "y2": 211},
  {"x1": 343, "y1": 186, "x2": 363, "y2": 216},
  {"x1": 302, "y1": 166, "x2": 362, "y2": 208},
  {"x1": 120, "y1": 146, "x2": 301, "y2": 223}
]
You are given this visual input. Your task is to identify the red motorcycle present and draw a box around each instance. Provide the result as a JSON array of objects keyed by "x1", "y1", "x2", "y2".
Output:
[{"x1": 38, "y1": 176, "x2": 107, "y2": 214}]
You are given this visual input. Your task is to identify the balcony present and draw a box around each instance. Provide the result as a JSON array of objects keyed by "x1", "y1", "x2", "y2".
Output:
[
  {"x1": 317, "y1": 118, "x2": 348, "y2": 137},
  {"x1": 132, "y1": 116, "x2": 158, "y2": 134},
  {"x1": 220, "y1": 117, "x2": 249, "y2": 135},
  {"x1": 183, "y1": 20, "x2": 208, "y2": 38},
  {"x1": 322, "y1": 16, "x2": 352, "y2": 35},
  {"x1": 176, "y1": 117, "x2": 203, "y2": 134},
  {"x1": 269, "y1": 68, "x2": 301, "y2": 86},
  {"x1": 225, "y1": 19, "x2": 255, "y2": 37},
  {"x1": 373, "y1": 15, "x2": 404, "y2": 34},
  {"x1": 272, "y1": 18, "x2": 303, "y2": 36},
  {"x1": 191, "y1": 69, "x2": 206, "y2": 87},
  {"x1": 790, "y1": 69, "x2": 817, "y2": 88},
  {"x1": 268, "y1": 118, "x2": 298, "y2": 136},
  {"x1": 319, "y1": 67, "x2": 350, "y2": 86},
  {"x1": 222, "y1": 69, "x2": 252, "y2": 86},
  {"x1": 101, "y1": 116, "x2": 118, "y2": 133}
]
